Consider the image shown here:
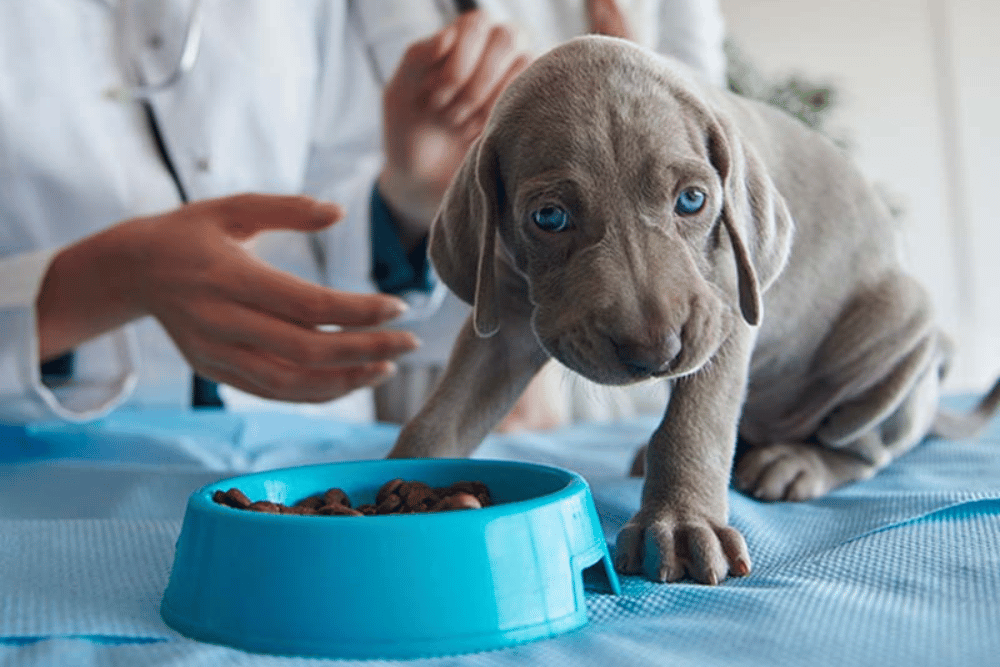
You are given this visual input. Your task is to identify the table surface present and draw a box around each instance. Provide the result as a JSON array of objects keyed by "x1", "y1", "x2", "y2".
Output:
[{"x1": 2, "y1": 400, "x2": 999, "y2": 666}]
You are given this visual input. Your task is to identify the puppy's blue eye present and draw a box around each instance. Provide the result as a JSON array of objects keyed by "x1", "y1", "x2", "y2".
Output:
[
  {"x1": 675, "y1": 188, "x2": 706, "y2": 215},
  {"x1": 532, "y1": 206, "x2": 570, "y2": 232}
]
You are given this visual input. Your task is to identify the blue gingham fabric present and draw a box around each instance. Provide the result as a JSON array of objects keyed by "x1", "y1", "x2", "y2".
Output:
[{"x1": 1, "y1": 398, "x2": 998, "y2": 666}]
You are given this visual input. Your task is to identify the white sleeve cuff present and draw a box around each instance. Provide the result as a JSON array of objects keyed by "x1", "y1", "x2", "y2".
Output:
[{"x1": 0, "y1": 249, "x2": 139, "y2": 424}]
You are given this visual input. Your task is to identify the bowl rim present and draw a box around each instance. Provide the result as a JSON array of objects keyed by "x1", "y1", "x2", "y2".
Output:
[{"x1": 192, "y1": 458, "x2": 589, "y2": 522}]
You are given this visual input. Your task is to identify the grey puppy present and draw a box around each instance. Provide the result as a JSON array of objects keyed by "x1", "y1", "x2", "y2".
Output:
[{"x1": 388, "y1": 36, "x2": 1000, "y2": 584}]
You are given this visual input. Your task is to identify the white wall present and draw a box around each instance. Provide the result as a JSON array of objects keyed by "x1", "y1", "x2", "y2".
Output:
[{"x1": 719, "y1": 0, "x2": 999, "y2": 392}]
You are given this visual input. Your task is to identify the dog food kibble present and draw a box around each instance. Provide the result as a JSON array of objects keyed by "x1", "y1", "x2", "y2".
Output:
[
  {"x1": 248, "y1": 500, "x2": 283, "y2": 514},
  {"x1": 211, "y1": 478, "x2": 493, "y2": 516},
  {"x1": 213, "y1": 487, "x2": 252, "y2": 509}
]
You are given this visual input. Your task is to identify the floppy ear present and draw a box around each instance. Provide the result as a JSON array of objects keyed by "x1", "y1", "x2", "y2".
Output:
[
  {"x1": 428, "y1": 132, "x2": 503, "y2": 337},
  {"x1": 706, "y1": 115, "x2": 794, "y2": 326}
]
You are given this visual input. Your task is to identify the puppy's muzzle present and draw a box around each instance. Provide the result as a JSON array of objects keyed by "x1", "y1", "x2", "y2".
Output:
[{"x1": 613, "y1": 331, "x2": 682, "y2": 378}]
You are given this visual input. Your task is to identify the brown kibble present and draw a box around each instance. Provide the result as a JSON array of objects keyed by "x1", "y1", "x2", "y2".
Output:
[
  {"x1": 376, "y1": 478, "x2": 405, "y2": 505},
  {"x1": 375, "y1": 493, "x2": 403, "y2": 514},
  {"x1": 280, "y1": 504, "x2": 316, "y2": 515},
  {"x1": 395, "y1": 481, "x2": 415, "y2": 499},
  {"x1": 248, "y1": 501, "x2": 283, "y2": 514},
  {"x1": 293, "y1": 493, "x2": 327, "y2": 510},
  {"x1": 213, "y1": 479, "x2": 494, "y2": 516},
  {"x1": 399, "y1": 481, "x2": 436, "y2": 511},
  {"x1": 323, "y1": 488, "x2": 351, "y2": 508},
  {"x1": 213, "y1": 488, "x2": 253, "y2": 509},
  {"x1": 432, "y1": 492, "x2": 482, "y2": 512},
  {"x1": 317, "y1": 504, "x2": 363, "y2": 517}
]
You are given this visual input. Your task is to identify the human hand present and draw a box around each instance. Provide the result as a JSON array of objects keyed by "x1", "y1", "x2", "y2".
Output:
[
  {"x1": 587, "y1": 0, "x2": 634, "y2": 40},
  {"x1": 37, "y1": 194, "x2": 420, "y2": 403},
  {"x1": 378, "y1": 10, "x2": 531, "y2": 245}
]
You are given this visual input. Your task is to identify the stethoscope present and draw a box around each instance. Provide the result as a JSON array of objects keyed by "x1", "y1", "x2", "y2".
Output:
[
  {"x1": 96, "y1": 0, "x2": 204, "y2": 102},
  {"x1": 90, "y1": 0, "x2": 213, "y2": 402},
  {"x1": 95, "y1": 0, "x2": 468, "y2": 323}
]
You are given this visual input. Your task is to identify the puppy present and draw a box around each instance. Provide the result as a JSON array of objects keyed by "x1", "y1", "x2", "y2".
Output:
[{"x1": 387, "y1": 36, "x2": 1000, "y2": 584}]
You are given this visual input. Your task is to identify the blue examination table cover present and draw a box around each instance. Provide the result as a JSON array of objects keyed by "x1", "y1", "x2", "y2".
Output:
[{"x1": 1, "y1": 396, "x2": 998, "y2": 666}]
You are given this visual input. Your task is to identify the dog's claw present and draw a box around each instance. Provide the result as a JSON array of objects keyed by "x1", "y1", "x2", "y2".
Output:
[
  {"x1": 614, "y1": 515, "x2": 749, "y2": 585},
  {"x1": 613, "y1": 523, "x2": 644, "y2": 575},
  {"x1": 642, "y1": 526, "x2": 685, "y2": 582}
]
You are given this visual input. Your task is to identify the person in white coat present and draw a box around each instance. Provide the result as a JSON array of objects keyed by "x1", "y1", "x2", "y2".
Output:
[
  {"x1": 352, "y1": 0, "x2": 727, "y2": 428},
  {"x1": 0, "y1": 1, "x2": 526, "y2": 426}
]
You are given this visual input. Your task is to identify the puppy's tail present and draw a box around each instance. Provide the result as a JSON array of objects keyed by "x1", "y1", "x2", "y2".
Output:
[{"x1": 931, "y1": 376, "x2": 1000, "y2": 440}]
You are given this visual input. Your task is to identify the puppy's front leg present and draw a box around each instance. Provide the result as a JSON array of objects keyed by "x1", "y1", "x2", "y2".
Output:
[
  {"x1": 388, "y1": 312, "x2": 548, "y2": 459},
  {"x1": 616, "y1": 326, "x2": 755, "y2": 584}
]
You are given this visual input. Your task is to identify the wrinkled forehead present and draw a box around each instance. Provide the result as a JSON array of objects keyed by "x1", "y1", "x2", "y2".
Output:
[{"x1": 489, "y1": 38, "x2": 713, "y2": 179}]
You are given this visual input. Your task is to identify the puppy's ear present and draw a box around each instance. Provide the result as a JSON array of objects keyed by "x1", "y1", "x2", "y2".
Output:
[
  {"x1": 707, "y1": 116, "x2": 793, "y2": 326},
  {"x1": 428, "y1": 133, "x2": 503, "y2": 337}
]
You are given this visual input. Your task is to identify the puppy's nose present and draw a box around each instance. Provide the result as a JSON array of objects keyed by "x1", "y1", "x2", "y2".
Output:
[{"x1": 613, "y1": 332, "x2": 682, "y2": 377}]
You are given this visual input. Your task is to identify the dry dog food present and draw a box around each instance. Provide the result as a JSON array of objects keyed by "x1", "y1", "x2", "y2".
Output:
[{"x1": 212, "y1": 478, "x2": 493, "y2": 516}]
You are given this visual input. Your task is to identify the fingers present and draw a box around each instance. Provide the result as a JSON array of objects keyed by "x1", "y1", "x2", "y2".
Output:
[
  {"x1": 454, "y1": 50, "x2": 530, "y2": 133},
  {"x1": 137, "y1": 193, "x2": 423, "y2": 405},
  {"x1": 225, "y1": 253, "x2": 410, "y2": 328},
  {"x1": 192, "y1": 193, "x2": 345, "y2": 239},
  {"x1": 442, "y1": 26, "x2": 516, "y2": 125},
  {"x1": 587, "y1": 0, "x2": 635, "y2": 40},
  {"x1": 171, "y1": 293, "x2": 419, "y2": 403},
  {"x1": 193, "y1": 342, "x2": 400, "y2": 404},
  {"x1": 379, "y1": 12, "x2": 530, "y2": 228},
  {"x1": 176, "y1": 194, "x2": 407, "y2": 329},
  {"x1": 429, "y1": 10, "x2": 492, "y2": 109},
  {"x1": 397, "y1": 22, "x2": 460, "y2": 82},
  {"x1": 197, "y1": 301, "x2": 420, "y2": 368},
  {"x1": 425, "y1": 12, "x2": 529, "y2": 123}
]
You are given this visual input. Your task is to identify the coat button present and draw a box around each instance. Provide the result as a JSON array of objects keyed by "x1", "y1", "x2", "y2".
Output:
[{"x1": 195, "y1": 157, "x2": 211, "y2": 172}]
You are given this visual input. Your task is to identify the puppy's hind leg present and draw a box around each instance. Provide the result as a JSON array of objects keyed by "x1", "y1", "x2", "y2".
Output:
[
  {"x1": 735, "y1": 337, "x2": 944, "y2": 501},
  {"x1": 733, "y1": 438, "x2": 884, "y2": 501},
  {"x1": 736, "y1": 273, "x2": 946, "y2": 501}
]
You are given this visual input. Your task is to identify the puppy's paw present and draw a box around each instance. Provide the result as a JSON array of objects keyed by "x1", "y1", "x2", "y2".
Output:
[
  {"x1": 733, "y1": 442, "x2": 873, "y2": 501},
  {"x1": 613, "y1": 514, "x2": 751, "y2": 584}
]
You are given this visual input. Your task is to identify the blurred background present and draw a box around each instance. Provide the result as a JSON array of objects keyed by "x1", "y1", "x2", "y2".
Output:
[{"x1": 719, "y1": 0, "x2": 998, "y2": 393}]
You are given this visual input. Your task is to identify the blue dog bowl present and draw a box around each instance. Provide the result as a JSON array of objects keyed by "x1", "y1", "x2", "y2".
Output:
[{"x1": 160, "y1": 459, "x2": 620, "y2": 659}]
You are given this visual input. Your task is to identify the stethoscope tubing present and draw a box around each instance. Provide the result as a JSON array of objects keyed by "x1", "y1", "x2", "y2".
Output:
[{"x1": 99, "y1": 0, "x2": 204, "y2": 102}]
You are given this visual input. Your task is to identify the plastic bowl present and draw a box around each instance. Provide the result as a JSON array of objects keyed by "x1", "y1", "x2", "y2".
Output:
[{"x1": 160, "y1": 458, "x2": 620, "y2": 659}]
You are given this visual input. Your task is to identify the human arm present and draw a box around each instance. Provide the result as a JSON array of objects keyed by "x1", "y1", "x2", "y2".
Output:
[{"x1": 31, "y1": 195, "x2": 418, "y2": 406}]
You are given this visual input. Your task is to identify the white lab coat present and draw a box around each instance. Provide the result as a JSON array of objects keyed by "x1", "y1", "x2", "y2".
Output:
[
  {"x1": 357, "y1": 0, "x2": 726, "y2": 87},
  {"x1": 354, "y1": 0, "x2": 725, "y2": 424},
  {"x1": 0, "y1": 1, "x2": 385, "y2": 424}
]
